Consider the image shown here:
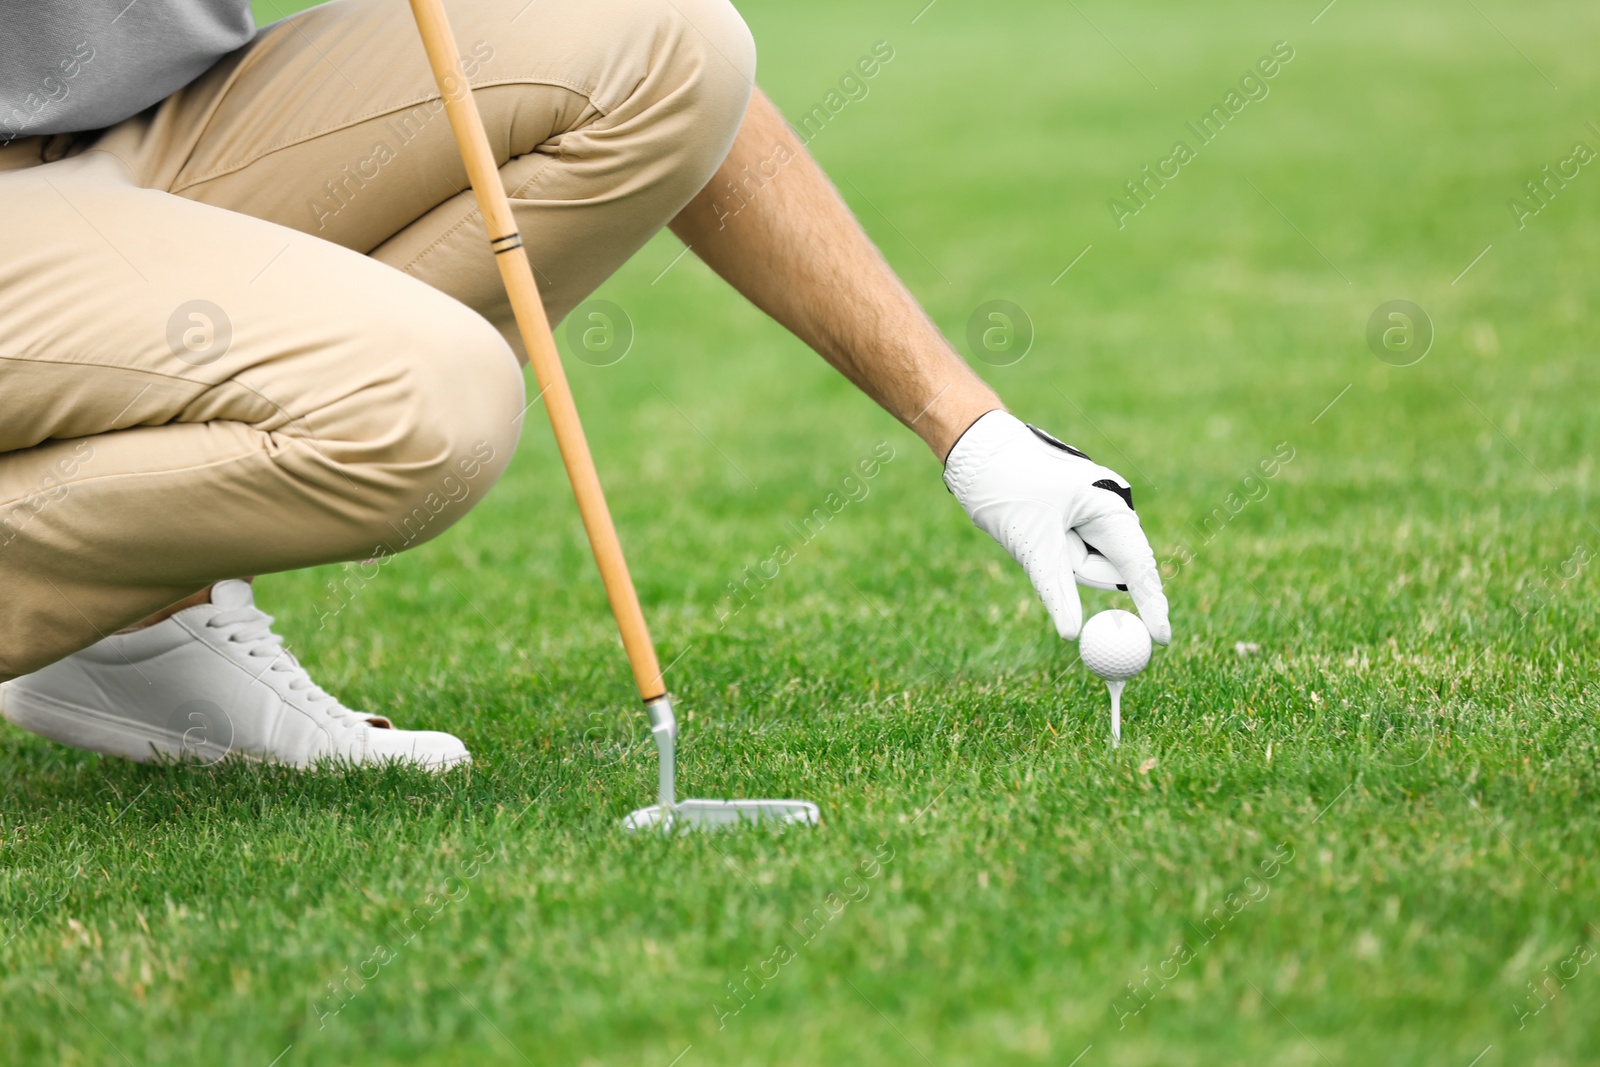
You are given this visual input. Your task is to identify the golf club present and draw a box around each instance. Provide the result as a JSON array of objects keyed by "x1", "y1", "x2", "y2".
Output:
[{"x1": 407, "y1": 0, "x2": 817, "y2": 832}]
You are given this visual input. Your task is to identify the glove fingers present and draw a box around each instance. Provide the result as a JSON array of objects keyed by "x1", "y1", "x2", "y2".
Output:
[
  {"x1": 1018, "y1": 517, "x2": 1085, "y2": 641},
  {"x1": 1063, "y1": 530, "x2": 1090, "y2": 573},
  {"x1": 1044, "y1": 555, "x2": 1087, "y2": 641},
  {"x1": 1073, "y1": 496, "x2": 1171, "y2": 645},
  {"x1": 1067, "y1": 529, "x2": 1128, "y2": 591}
]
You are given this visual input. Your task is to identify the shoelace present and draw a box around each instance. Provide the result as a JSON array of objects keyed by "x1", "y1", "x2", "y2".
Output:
[{"x1": 205, "y1": 605, "x2": 373, "y2": 732}]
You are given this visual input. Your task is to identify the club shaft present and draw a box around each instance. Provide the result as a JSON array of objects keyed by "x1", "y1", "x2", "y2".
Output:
[{"x1": 408, "y1": 0, "x2": 666, "y2": 702}]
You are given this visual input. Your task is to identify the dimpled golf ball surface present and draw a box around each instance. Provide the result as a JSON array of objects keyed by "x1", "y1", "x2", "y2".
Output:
[{"x1": 1079, "y1": 609, "x2": 1152, "y2": 680}]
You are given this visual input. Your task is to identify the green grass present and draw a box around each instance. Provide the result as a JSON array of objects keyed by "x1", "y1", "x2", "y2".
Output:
[{"x1": 6, "y1": 0, "x2": 1599, "y2": 1063}]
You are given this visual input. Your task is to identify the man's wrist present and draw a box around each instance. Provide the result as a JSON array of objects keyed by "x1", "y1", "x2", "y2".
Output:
[{"x1": 918, "y1": 382, "x2": 1004, "y2": 462}]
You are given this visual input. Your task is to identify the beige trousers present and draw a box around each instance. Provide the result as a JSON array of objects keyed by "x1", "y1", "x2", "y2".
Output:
[{"x1": 0, "y1": 0, "x2": 756, "y2": 680}]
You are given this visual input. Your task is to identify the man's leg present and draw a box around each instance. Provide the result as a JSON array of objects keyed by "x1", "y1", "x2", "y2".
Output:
[
  {"x1": 100, "y1": 0, "x2": 756, "y2": 627},
  {"x1": 107, "y1": 0, "x2": 758, "y2": 346},
  {"x1": 0, "y1": 150, "x2": 522, "y2": 688},
  {"x1": 0, "y1": 0, "x2": 756, "y2": 765}
]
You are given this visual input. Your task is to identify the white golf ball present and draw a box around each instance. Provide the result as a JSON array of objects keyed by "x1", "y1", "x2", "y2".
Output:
[{"x1": 1079, "y1": 609, "x2": 1152, "y2": 681}]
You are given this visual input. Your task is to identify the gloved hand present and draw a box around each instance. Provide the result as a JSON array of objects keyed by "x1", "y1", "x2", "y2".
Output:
[{"x1": 943, "y1": 410, "x2": 1170, "y2": 644}]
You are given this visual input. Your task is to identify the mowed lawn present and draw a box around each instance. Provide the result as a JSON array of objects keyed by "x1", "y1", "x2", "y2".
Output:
[{"x1": 4, "y1": 0, "x2": 1599, "y2": 1063}]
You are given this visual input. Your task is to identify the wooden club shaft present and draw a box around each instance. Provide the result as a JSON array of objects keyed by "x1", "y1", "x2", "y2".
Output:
[{"x1": 408, "y1": 0, "x2": 667, "y2": 702}]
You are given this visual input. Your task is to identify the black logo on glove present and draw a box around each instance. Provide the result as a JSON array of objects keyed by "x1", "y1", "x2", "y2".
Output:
[{"x1": 1026, "y1": 424, "x2": 1091, "y2": 460}]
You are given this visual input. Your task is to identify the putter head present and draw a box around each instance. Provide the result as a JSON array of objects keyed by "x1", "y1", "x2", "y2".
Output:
[
  {"x1": 623, "y1": 798, "x2": 820, "y2": 833},
  {"x1": 628, "y1": 697, "x2": 818, "y2": 832}
]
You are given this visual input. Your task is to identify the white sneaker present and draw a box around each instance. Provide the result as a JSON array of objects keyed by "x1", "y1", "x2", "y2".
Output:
[{"x1": 0, "y1": 580, "x2": 470, "y2": 772}]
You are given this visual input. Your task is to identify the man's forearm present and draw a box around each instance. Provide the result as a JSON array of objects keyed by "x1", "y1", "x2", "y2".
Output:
[{"x1": 669, "y1": 89, "x2": 1000, "y2": 460}]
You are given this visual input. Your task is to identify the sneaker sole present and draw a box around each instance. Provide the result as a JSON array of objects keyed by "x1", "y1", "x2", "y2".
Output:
[
  {"x1": 0, "y1": 681, "x2": 235, "y2": 765},
  {"x1": 0, "y1": 682, "x2": 470, "y2": 772}
]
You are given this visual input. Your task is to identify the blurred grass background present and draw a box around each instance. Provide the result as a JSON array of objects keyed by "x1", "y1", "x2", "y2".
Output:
[{"x1": 1, "y1": 0, "x2": 1596, "y2": 1063}]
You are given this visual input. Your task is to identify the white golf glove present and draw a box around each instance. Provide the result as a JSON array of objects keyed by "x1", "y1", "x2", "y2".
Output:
[{"x1": 943, "y1": 410, "x2": 1171, "y2": 644}]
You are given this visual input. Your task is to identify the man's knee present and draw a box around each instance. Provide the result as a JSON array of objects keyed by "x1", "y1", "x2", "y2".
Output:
[
  {"x1": 483, "y1": 0, "x2": 756, "y2": 169},
  {"x1": 650, "y1": 0, "x2": 759, "y2": 99},
  {"x1": 631, "y1": 0, "x2": 756, "y2": 146},
  {"x1": 670, "y1": 0, "x2": 758, "y2": 161},
  {"x1": 321, "y1": 302, "x2": 524, "y2": 557}
]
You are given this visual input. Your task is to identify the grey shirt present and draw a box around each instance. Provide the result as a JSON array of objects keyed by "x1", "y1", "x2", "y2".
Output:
[{"x1": 1, "y1": 0, "x2": 255, "y2": 145}]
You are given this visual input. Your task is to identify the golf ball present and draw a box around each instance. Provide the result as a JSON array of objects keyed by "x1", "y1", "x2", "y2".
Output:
[{"x1": 1079, "y1": 609, "x2": 1152, "y2": 681}]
